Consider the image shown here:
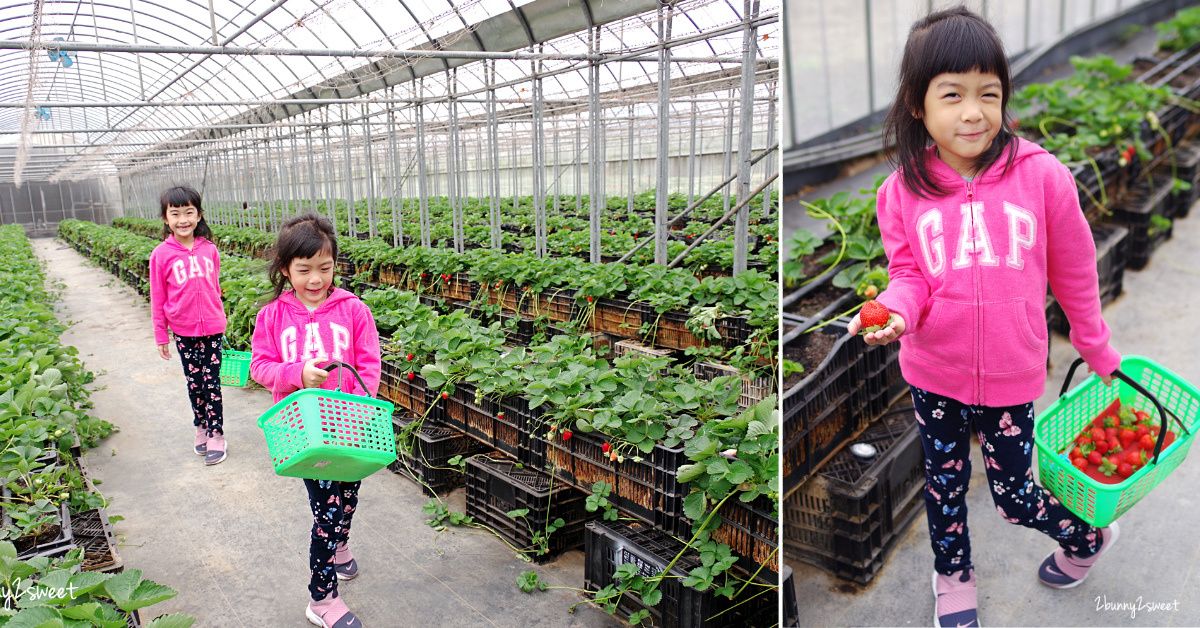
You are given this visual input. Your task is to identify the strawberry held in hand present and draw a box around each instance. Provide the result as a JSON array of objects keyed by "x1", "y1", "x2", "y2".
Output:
[{"x1": 857, "y1": 300, "x2": 895, "y2": 335}]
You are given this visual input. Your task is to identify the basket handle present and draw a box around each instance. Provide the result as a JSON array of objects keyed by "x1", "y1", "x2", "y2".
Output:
[
  {"x1": 1059, "y1": 357, "x2": 1188, "y2": 465},
  {"x1": 321, "y1": 361, "x2": 372, "y2": 398}
]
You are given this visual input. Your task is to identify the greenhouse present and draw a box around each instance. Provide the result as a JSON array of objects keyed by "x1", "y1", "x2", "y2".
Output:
[
  {"x1": 0, "y1": 0, "x2": 780, "y2": 626},
  {"x1": 784, "y1": 1, "x2": 1200, "y2": 627}
]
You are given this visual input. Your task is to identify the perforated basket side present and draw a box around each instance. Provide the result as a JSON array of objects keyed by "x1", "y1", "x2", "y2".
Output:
[
  {"x1": 315, "y1": 395, "x2": 394, "y2": 453},
  {"x1": 219, "y1": 350, "x2": 252, "y2": 387},
  {"x1": 259, "y1": 399, "x2": 310, "y2": 469}
]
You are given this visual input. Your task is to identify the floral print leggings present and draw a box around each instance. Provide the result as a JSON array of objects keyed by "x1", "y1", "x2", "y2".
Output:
[
  {"x1": 175, "y1": 334, "x2": 223, "y2": 436},
  {"x1": 910, "y1": 386, "x2": 1101, "y2": 575},
  {"x1": 304, "y1": 479, "x2": 360, "y2": 601}
]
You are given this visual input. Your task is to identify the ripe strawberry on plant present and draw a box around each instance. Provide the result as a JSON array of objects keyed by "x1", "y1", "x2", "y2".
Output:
[
  {"x1": 561, "y1": 430, "x2": 572, "y2": 441},
  {"x1": 857, "y1": 300, "x2": 894, "y2": 335}
]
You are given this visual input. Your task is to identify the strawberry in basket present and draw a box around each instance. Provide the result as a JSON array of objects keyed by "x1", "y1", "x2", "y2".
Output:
[{"x1": 1062, "y1": 398, "x2": 1177, "y2": 484}]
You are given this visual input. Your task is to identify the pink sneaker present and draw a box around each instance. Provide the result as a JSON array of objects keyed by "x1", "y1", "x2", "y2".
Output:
[
  {"x1": 205, "y1": 432, "x2": 227, "y2": 465},
  {"x1": 306, "y1": 593, "x2": 361, "y2": 627},
  {"x1": 1038, "y1": 521, "x2": 1120, "y2": 588},
  {"x1": 932, "y1": 569, "x2": 979, "y2": 627},
  {"x1": 194, "y1": 426, "x2": 207, "y2": 456}
]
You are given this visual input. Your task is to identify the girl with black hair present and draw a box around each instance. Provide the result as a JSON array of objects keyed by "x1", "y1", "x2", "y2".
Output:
[
  {"x1": 846, "y1": 7, "x2": 1122, "y2": 626},
  {"x1": 149, "y1": 184, "x2": 229, "y2": 465}
]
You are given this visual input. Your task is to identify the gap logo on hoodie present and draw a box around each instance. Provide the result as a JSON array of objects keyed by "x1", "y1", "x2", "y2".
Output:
[
  {"x1": 171, "y1": 256, "x2": 216, "y2": 284},
  {"x1": 917, "y1": 202, "x2": 1038, "y2": 277},
  {"x1": 279, "y1": 323, "x2": 350, "y2": 363}
]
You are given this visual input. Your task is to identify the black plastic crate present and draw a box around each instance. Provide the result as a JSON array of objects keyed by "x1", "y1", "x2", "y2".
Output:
[
  {"x1": 782, "y1": 320, "x2": 856, "y2": 447},
  {"x1": 390, "y1": 413, "x2": 487, "y2": 496},
  {"x1": 500, "y1": 312, "x2": 536, "y2": 346},
  {"x1": 784, "y1": 399, "x2": 927, "y2": 585},
  {"x1": 1165, "y1": 141, "x2": 1200, "y2": 218},
  {"x1": 72, "y1": 507, "x2": 123, "y2": 573},
  {"x1": 782, "y1": 564, "x2": 799, "y2": 628},
  {"x1": 379, "y1": 357, "x2": 433, "y2": 415},
  {"x1": 464, "y1": 456, "x2": 592, "y2": 563},
  {"x1": 1071, "y1": 151, "x2": 1125, "y2": 218},
  {"x1": 1112, "y1": 178, "x2": 1174, "y2": 271},
  {"x1": 583, "y1": 521, "x2": 777, "y2": 628},
  {"x1": 711, "y1": 494, "x2": 779, "y2": 575},
  {"x1": 440, "y1": 382, "x2": 522, "y2": 459}
]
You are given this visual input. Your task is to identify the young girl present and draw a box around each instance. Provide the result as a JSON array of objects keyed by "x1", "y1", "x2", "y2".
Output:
[
  {"x1": 249, "y1": 213, "x2": 380, "y2": 628},
  {"x1": 150, "y1": 185, "x2": 229, "y2": 465},
  {"x1": 847, "y1": 8, "x2": 1123, "y2": 627}
]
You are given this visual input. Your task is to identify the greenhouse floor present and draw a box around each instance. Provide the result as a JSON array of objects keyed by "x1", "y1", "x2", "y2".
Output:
[
  {"x1": 786, "y1": 211, "x2": 1200, "y2": 626},
  {"x1": 33, "y1": 238, "x2": 624, "y2": 628}
]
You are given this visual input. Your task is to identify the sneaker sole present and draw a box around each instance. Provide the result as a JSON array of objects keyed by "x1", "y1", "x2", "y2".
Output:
[
  {"x1": 194, "y1": 448, "x2": 206, "y2": 455},
  {"x1": 205, "y1": 452, "x2": 227, "y2": 465},
  {"x1": 1040, "y1": 521, "x2": 1120, "y2": 589},
  {"x1": 336, "y1": 571, "x2": 358, "y2": 581},
  {"x1": 305, "y1": 606, "x2": 330, "y2": 628}
]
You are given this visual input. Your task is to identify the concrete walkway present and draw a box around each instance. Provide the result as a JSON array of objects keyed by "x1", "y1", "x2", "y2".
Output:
[
  {"x1": 34, "y1": 238, "x2": 622, "y2": 628},
  {"x1": 787, "y1": 212, "x2": 1200, "y2": 626}
]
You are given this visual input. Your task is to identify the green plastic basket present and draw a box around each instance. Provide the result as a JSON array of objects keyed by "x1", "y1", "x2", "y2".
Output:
[
  {"x1": 220, "y1": 349, "x2": 252, "y2": 387},
  {"x1": 1035, "y1": 356, "x2": 1199, "y2": 527},
  {"x1": 255, "y1": 362, "x2": 396, "y2": 482}
]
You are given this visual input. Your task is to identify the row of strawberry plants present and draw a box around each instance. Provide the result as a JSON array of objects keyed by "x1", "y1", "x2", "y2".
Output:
[
  {"x1": 0, "y1": 226, "x2": 195, "y2": 626},
  {"x1": 112, "y1": 216, "x2": 778, "y2": 375}
]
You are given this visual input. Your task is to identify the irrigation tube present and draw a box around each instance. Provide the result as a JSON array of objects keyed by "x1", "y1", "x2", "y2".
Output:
[
  {"x1": 614, "y1": 142, "x2": 777, "y2": 264},
  {"x1": 667, "y1": 172, "x2": 777, "y2": 269}
]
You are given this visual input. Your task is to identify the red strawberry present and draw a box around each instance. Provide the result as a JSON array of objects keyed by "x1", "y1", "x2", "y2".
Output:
[
  {"x1": 1125, "y1": 449, "x2": 1143, "y2": 466},
  {"x1": 1120, "y1": 428, "x2": 1137, "y2": 448},
  {"x1": 1094, "y1": 439, "x2": 1109, "y2": 454},
  {"x1": 609, "y1": 450, "x2": 618, "y2": 462},
  {"x1": 1104, "y1": 427, "x2": 1118, "y2": 441},
  {"x1": 857, "y1": 300, "x2": 892, "y2": 335},
  {"x1": 1070, "y1": 446, "x2": 1083, "y2": 460},
  {"x1": 406, "y1": 353, "x2": 414, "y2": 361},
  {"x1": 1139, "y1": 434, "x2": 1155, "y2": 451},
  {"x1": 586, "y1": 296, "x2": 594, "y2": 302},
  {"x1": 1087, "y1": 451, "x2": 1103, "y2": 466},
  {"x1": 497, "y1": 412, "x2": 505, "y2": 419},
  {"x1": 1136, "y1": 424, "x2": 1150, "y2": 437},
  {"x1": 1073, "y1": 457, "x2": 1088, "y2": 472},
  {"x1": 562, "y1": 430, "x2": 572, "y2": 441},
  {"x1": 1108, "y1": 438, "x2": 1122, "y2": 454},
  {"x1": 1118, "y1": 462, "x2": 1133, "y2": 478},
  {"x1": 441, "y1": 392, "x2": 449, "y2": 399},
  {"x1": 420, "y1": 273, "x2": 427, "y2": 278},
  {"x1": 1075, "y1": 434, "x2": 1091, "y2": 446},
  {"x1": 602, "y1": 442, "x2": 612, "y2": 453},
  {"x1": 406, "y1": 372, "x2": 415, "y2": 381},
  {"x1": 1091, "y1": 428, "x2": 1106, "y2": 442}
]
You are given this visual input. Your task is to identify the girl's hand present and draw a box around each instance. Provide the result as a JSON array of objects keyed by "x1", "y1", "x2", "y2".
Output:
[
  {"x1": 848, "y1": 311, "x2": 907, "y2": 346},
  {"x1": 157, "y1": 344, "x2": 170, "y2": 360},
  {"x1": 302, "y1": 358, "x2": 330, "y2": 389},
  {"x1": 1087, "y1": 365, "x2": 1115, "y2": 387}
]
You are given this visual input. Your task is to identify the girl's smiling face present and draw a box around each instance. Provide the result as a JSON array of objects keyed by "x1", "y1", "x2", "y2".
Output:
[
  {"x1": 920, "y1": 69, "x2": 1004, "y2": 176},
  {"x1": 282, "y1": 250, "x2": 335, "y2": 308},
  {"x1": 164, "y1": 204, "x2": 200, "y2": 242}
]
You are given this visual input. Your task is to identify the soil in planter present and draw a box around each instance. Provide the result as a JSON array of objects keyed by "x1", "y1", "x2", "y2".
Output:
[
  {"x1": 13, "y1": 523, "x2": 62, "y2": 554},
  {"x1": 786, "y1": 282, "x2": 851, "y2": 318},
  {"x1": 783, "y1": 241, "x2": 842, "y2": 300},
  {"x1": 782, "y1": 330, "x2": 838, "y2": 391},
  {"x1": 1131, "y1": 57, "x2": 1200, "y2": 89}
]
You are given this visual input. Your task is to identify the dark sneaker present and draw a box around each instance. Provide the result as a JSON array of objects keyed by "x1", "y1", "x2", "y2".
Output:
[
  {"x1": 1038, "y1": 521, "x2": 1120, "y2": 589},
  {"x1": 306, "y1": 595, "x2": 361, "y2": 628},
  {"x1": 194, "y1": 426, "x2": 207, "y2": 455},
  {"x1": 205, "y1": 433, "x2": 226, "y2": 465},
  {"x1": 933, "y1": 569, "x2": 979, "y2": 627},
  {"x1": 335, "y1": 558, "x2": 359, "y2": 580}
]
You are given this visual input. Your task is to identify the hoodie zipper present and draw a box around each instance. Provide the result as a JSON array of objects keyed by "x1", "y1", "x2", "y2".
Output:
[{"x1": 965, "y1": 178, "x2": 983, "y2": 406}]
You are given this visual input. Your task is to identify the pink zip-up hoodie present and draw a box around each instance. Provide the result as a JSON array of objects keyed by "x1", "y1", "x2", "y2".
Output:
[
  {"x1": 250, "y1": 287, "x2": 381, "y2": 403},
  {"x1": 876, "y1": 137, "x2": 1121, "y2": 407},
  {"x1": 149, "y1": 235, "x2": 227, "y2": 345}
]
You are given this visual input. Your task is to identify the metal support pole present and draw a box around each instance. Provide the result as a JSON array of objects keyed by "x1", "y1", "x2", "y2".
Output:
[
  {"x1": 388, "y1": 101, "x2": 402, "y2": 248},
  {"x1": 553, "y1": 125, "x2": 561, "y2": 214},
  {"x1": 628, "y1": 106, "x2": 635, "y2": 214},
  {"x1": 588, "y1": 26, "x2": 603, "y2": 264},
  {"x1": 688, "y1": 101, "x2": 697, "y2": 207},
  {"x1": 416, "y1": 83, "x2": 430, "y2": 248},
  {"x1": 128, "y1": 0, "x2": 146, "y2": 100},
  {"x1": 575, "y1": 115, "x2": 582, "y2": 215},
  {"x1": 654, "y1": 4, "x2": 673, "y2": 265},
  {"x1": 764, "y1": 84, "x2": 777, "y2": 217},
  {"x1": 307, "y1": 128, "x2": 317, "y2": 212},
  {"x1": 733, "y1": 0, "x2": 759, "y2": 274},
  {"x1": 322, "y1": 121, "x2": 336, "y2": 232},
  {"x1": 532, "y1": 51, "x2": 546, "y2": 258},
  {"x1": 450, "y1": 70, "x2": 463, "y2": 253},
  {"x1": 342, "y1": 110, "x2": 355, "y2": 238},
  {"x1": 363, "y1": 103, "x2": 377, "y2": 239},
  {"x1": 488, "y1": 61, "x2": 500, "y2": 250}
]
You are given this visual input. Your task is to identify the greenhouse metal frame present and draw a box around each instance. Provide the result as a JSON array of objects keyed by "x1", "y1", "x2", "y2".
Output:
[{"x1": 0, "y1": 0, "x2": 779, "y2": 272}]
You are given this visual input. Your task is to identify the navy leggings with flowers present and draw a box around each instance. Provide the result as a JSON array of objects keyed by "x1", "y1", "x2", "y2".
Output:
[
  {"x1": 304, "y1": 479, "x2": 360, "y2": 601},
  {"x1": 910, "y1": 386, "x2": 1101, "y2": 575},
  {"x1": 175, "y1": 334, "x2": 223, "y2": 436}
]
